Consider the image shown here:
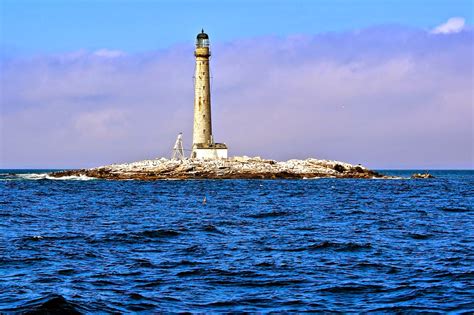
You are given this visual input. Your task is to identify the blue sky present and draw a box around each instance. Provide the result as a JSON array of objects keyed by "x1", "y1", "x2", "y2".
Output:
[
  {"x1": 1, "y1": 0, "x2": 473, "y2": 54},
  {"x1": 1, "y1": 1, "x2": 473, "y2": 168}
]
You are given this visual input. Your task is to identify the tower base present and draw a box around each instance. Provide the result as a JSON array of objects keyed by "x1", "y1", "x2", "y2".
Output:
[{"x1": 191, "y1": 143, "x2": 228, "y2": 159}]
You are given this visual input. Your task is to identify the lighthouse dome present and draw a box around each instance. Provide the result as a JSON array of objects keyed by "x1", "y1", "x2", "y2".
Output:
[
  {"x1": 197, "y1": 29, "x2": 209, "y2": 39},
  {"x1": 196, "y1": 29, "x2": 210, "y2": 48}
]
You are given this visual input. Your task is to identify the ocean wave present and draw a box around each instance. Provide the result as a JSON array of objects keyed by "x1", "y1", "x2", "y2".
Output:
[
  {"x1": 1, "y1": 294, "x2": 84, "y2": 314},
  {"x1": 201, "y1": 224, "x2": 225, "y2": 234},
  {"x1": 19, "y1": 234, "x2": 85, "y2": 243},
  {"x1": 269, "y1": 241, "x2": 373, "y2": 252},
  {"x1": 86, "y1": 228, "x2": 183, "y2": 244},
  {"x1": 247, "y1": 210, "x2": 289, "y2": 218},
  {"x1": 13, "y1": 173, "x2": 96, "y2": 181},
  {"x1": 1, "y1": 171, "x2": 472, "y2": 312},
  {"x1": 440, "y1": 207, "x2": 471, "y2": 213},
  {"x1": 1, "y1": 294, "x2": 123, "y2": 314},
  {"x1": 320, "y1": 283, "x2": 386, "y2": 293}
]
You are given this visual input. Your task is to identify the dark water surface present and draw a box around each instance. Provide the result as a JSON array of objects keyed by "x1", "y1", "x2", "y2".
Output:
[{"x1": 1, "y1": 170, "x2": 473, "y2": 313}]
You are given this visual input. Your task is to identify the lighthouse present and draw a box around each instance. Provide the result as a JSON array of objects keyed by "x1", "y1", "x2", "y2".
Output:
[{"x1": 191, "y1": 29, "x2": 228, "y2": 159}]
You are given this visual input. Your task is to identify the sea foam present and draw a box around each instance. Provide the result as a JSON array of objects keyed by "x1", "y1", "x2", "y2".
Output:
[{"x1": 15, "y1": 173, "x2": 96, "y2": 181}]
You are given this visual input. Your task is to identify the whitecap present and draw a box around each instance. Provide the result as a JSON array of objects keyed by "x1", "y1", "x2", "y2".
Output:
[
  {"x1": 49, "y1": 174, "x2": 96, "y2": 181},
  {"x1": 16, "y1": 173, "x2": 49, "y2": 180},
  {"x1": 15, "y1": 173, "x2": 96, "y2": 181}
]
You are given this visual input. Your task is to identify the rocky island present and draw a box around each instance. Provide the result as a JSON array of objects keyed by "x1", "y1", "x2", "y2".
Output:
[
  {"x1": 48, "y1": 31, "x2": 409, "y2": 181},
  {"x1": 46, "y1": 31, "x2": 437, "y2": 181},
  {"x1": 50, "y1": 156, "x2": 392, "y2": 180}
]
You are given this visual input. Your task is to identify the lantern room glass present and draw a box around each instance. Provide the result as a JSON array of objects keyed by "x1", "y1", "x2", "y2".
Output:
[{"x1": 196, "y1": 38, "x2": 210, "y2": 48}]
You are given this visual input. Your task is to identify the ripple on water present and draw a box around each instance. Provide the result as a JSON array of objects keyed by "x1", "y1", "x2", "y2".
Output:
[
  {"x1": 201, "y1": 224, "x2": 225, "y2": 234},
  {"x1": 274, "y1": 241, "x2": 373, "y2": 252},
  {"x1": 321, "y1": 283, "x2": 387, "y2": 293},
  {"x1": 246, "y1": 210, "x2": 290, "y2": 218},
  {"x1": 86, "y1": 228, "x2": 183, "y2": 244},
  {"x1": 439, "y1": 207, "x2": 471, "y2": 213},
  {"x1": 3, "y1": 295, "x2": 84, "y2": 314},
  {"x1": 1, "y1": 171, "x2": 473, "y2": 312}
]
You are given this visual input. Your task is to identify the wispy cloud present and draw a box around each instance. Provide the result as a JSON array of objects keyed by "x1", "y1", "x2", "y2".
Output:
[
  {"x1": 431, "y1": 17, "x2": 466, "y2": 34},
  {"x1": 74, "y1": 109, "x2": 130, "y2": 139},
  {"x1": 1, "y1": 26, "x2": 472, "y2": 168},
  {"x1": 94, "y1": 49, "x2": 126, "y2": 58}
]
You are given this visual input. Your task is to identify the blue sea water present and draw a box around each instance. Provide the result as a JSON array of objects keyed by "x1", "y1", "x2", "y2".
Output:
[{"x1": 0, "y1": 170, "x2": 473, "y2": 313}]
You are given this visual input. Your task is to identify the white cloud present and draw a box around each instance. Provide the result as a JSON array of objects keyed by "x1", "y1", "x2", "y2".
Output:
[
  {"x1": 431, "y1": 17, "x2": 465, "y2": 34},
  {"x1": 74, "y1": 109, "x2": 130, "y2": 138},
  {"x1": 94, "y1": 49, "x2": 126, "y2": 58},
  {"x1": 2, "y1": 27, "x2": 472, "y2": 168}
]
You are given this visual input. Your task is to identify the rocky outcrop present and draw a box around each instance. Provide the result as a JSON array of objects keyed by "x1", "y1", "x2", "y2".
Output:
[
  {"x1": 49, "y1": 156, "x2": 392, "y2": 180},
  {"x1": 411, "y1": 173, "x2": 434, "y2": 179}
]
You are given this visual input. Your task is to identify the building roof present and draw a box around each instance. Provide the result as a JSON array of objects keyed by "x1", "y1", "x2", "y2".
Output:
[
  {"x1": 193, "y1": 143, "x2": 227, "y2": 149},
  {"x1": 197, "y1": 29, "x2": 209, "y2": 40}
]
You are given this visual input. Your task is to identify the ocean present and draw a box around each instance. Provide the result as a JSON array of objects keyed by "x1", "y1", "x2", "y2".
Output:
[{"x1": 0, "y1": 170, "x2": 473, "y2": 313}]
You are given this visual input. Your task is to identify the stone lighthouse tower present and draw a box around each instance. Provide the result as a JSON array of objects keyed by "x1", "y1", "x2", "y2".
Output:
[{"x1": 191, "y1": 29, "x2": 228, "y2": 159}]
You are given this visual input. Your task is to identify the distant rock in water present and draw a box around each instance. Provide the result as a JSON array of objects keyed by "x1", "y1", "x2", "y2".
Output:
[
  {"x1": 411, "y1": 173, "x2": 434, "y2": 179},
  {"x1": 50, "y1": 156, "x2": 391, "y2": 180}
]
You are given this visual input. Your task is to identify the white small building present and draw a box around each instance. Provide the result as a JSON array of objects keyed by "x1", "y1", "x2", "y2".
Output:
[{"x1": 192, "y1": 143, "x2": 228, "y2": 159}]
